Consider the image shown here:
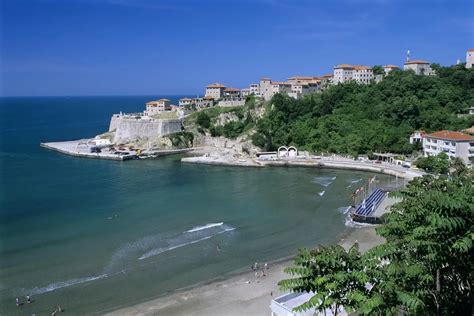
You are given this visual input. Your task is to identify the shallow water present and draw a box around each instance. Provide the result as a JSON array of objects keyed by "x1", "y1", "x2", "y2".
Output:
[{"x1": 0, "y1": 97, "x2": 398, "y2": 314}]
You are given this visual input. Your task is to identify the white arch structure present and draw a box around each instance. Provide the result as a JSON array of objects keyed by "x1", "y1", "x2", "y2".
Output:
[{"x1": 277, "y1": 146, "x2": 298, "y2": 159}]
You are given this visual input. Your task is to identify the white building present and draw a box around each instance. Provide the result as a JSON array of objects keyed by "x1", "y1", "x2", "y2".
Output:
[
  {"x1": 272, "y1": 81, "x2": 292, "y2": 96},
  {"x1": 404, "y1": 60, "x2": 434, "y2": 75},
  {"x1": 333, "y1": 64, "x2": 373, "y2": 84},
  {"x1": 422, "y1": 130, "x2": 474, "y2": 165},
  {"x1": 145, "y1": 99, "x2": 171, "y2": 116},
  {"x1": 179, "y1": 98, "x2": 193, "y2": 107},
  {"x1": 193, "y1": 96, "x2": 214, "y2": 108},
  {"x1": 333, "y1": 64, "x2": 354, "y2": 84},
  {"x1": 409, "y1": 130, "x2": 426, "y2": 144},
  {"x1": 205, "y1": 83, "x2": 226, "y2": 99},
  {"x1": 383, "y1": 65, "x2": 400, "y2": 74},
  {"x1": 467, "y1": 49, "x2": 474, "y2": 69},
  {"x1": 241, "y1": 88, "x2": 250, "y2": 97},
  {"x1": 223, "y1": 87, "x2": 241, "y2": 99},
  {"x1": 249, "y1": 83, "x2": 260, "y2": 96},
  {"x1": 352, "y1": 65, "x2": 374, "y2": 84}
]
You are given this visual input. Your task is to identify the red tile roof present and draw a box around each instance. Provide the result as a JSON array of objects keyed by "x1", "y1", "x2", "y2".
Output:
[
  {"x1": 353, "y1": 65, "x2": 372, "y2": 70},
  {"x1": 288, "y1": 76, "x2": 315, "y2": 80},
  {"x1": 206, "y1": 83, "x2": 226, "y2": 88},
  {"x1": 425, "y1": 130, "x2": 474, "y2": 141},
  {"x1": 224, "y1": 87, "x2": 240, "y2": 92},
  {"x1": 468, "y1": 48, "x2": 474, "y2": 52},
  {"x1": 404, "y1": 60, "x2": 429, "y2": 65},
  {"x1": 260, "y1": 77, "x2": 271, "y2": 81},
  {"x1": 383, "y1": 65, "x2": 399, "y2": 69},
  {"x1": 334, "y1": 64, "x2": 354, "y2": 69}
]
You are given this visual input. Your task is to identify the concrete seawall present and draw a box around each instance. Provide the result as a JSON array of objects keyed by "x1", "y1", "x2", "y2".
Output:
[
  {"x1": 40, "y1": 141, "x2": 133, "y2": 161},
  {"x1": 260, "y1": 160, "x2": 423, "y2": 180},
  {"x1": 182, "y1": 156, "x2": 424, "y2": 180}
]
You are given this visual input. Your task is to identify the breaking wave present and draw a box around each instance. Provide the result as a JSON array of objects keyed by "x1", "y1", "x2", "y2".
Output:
[
  {"x1": 318, "y1": 190, "x2": 325, "y2": 196},
  {"x1": 186, "y1": 222, "x2": 224, "y2": 233},
  {"x1": 27, "y1": 274, "x2": 109, "y2": 296},
  {"x1": 139, "y1": 223, "x2": 235, "y2": 260}
]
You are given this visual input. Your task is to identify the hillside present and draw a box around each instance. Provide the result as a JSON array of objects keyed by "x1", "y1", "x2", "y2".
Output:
[{"x1": 251, "y1": 65, "x2": 474, "y2": 156}]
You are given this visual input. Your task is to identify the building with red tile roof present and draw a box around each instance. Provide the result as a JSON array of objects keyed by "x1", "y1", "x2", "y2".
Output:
[{"x1": 422, "y1": 130, "x2": 474, "y2": 164}]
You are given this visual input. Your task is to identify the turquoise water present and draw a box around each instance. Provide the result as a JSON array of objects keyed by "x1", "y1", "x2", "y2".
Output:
[{"x1": 0, "y1": 97, "x2": 393, "y2": 315}]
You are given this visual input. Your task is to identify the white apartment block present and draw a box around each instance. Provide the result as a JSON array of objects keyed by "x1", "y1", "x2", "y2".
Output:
[
  {"x1": 466, "y1": 49, "x2": 474, "y2": 69},
  {"x1": 145, "y1": 99, "x2": 171, "y2": 116},
  {"x1": 404, "y1": 60, "x2": 434, "y2": 75},
  {"x1": 205, "y1": 83, "x2": 226, "y2": 99},
  {"x1": 422, "y1": 130, "x2": 474, "y2": 165},
  {"x1": 333, "y1": 64, "x2": 354, "y2": 84},
  {"x1": 352, "y1": 66, "x2": 374, "y2": 84},
  {"x1": 333, "y1": 64, "x2": 373, "y2": 84}
]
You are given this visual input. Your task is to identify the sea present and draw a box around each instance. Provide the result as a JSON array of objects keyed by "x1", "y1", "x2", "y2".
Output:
[{"x1": 0, "y1": 96, "x2": 396, "y2": 315}]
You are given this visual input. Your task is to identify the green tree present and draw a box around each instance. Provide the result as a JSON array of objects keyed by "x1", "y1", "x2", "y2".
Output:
[
  {"x1": 415, "y1": 152, "x2": 450, "y2": 174},
  {"x1": 368, "y1": 173, "x2": 473, "y2": 315},
  {"x1": 372, "y1": 65, "x2": 384, "y2": 75},
  {"x1": 280, "y1": 172, "x2": 473, "y2": 315},
  {"x1": 279, "y1": 244, "x2": 368, "y2": 316},
  {"x1": 196, "y1": 111, "x2": 211, "y2": 129}
]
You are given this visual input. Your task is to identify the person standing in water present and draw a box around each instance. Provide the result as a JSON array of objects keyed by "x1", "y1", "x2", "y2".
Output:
[
  {"x1": 27, "y1": 295, "x2": 31, "y2": 304},
  {"x1": 15, "y1": 297, "x2": 20, "y2": 307}
]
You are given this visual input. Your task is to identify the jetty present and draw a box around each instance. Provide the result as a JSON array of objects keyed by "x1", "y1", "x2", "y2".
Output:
[{"x1": 41, "y1": 140, "x2": 194, "y2": 161}]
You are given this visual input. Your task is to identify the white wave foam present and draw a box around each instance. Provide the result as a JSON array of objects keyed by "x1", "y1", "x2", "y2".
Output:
[
  {"x1": 318, "y1": 190, "x2": 325, "y2": 196},
  {"x1": 28, "y1": 274, "x2": 108, "y2": 296},
  {"x1": 344, "y1": 214, "x2": 376, "y2": 228},
  {"x1": 186, "y1": 222, "x2": 224, "y2": 233},
  {"x1": 337, "y1": 206, "x2": 352, "y2": 214},
  {"x1": 139, "y1": 227, "x2": 235, "y2": 260},
  {"x1": 313, "y1": 176, "x2": 336, "y2": 187}
]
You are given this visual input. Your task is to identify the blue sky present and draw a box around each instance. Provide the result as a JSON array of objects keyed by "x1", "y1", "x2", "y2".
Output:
[{"x1": 1, "y1": 0, "x2": 473, "y2": 96}]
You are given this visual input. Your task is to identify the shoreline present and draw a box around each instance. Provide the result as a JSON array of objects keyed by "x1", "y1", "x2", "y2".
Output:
[
  {"x1": 183, "y1": 154, "x2": 425, "y2": 180},
  {"x1": 105, "y1": 226, "x2": 384, "y2": 316}
]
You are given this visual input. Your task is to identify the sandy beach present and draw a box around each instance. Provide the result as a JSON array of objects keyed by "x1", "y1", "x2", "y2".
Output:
[{"x1": 107, "y1": 226, "x2": 384, "y2": 316}]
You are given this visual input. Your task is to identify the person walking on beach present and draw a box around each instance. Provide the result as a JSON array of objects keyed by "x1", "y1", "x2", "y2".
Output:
[{"x1": 263, "y1": 263, "x2": 268, "y2": 276}]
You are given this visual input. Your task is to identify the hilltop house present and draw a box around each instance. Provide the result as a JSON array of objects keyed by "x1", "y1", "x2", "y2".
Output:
[
  {"x1": 422, "y1": 130, "x2": 474, "y2": 165},
  {"x1": 205, "y1": 83, "x2": 226, "y2": 99},
  {"x1": 466, "y1": 49, "x2": 474, "y2": 69},
  {"x1": 409, "y1": 130, "x2": 426, "y2": 144},
  {"x1": 179, "y1": 98, "x2": 193, "y2": 107},
  {"x1": 145, "y1": 99, "x2": 171, "y2": 116},
  {"x1": 404, "y1": 60, "x2": 434, "y2": 75},
  {"x1": 383, "y1": 65, "x2": 400, "y2": 74},
  {"x1": 333, "y1": 64, "x2": 373, "y2": 84}
]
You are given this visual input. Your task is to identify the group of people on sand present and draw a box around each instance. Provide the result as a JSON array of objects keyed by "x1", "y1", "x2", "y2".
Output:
[
  {"x1": 251, "y1": 262, "x2": 269, "y2": 278},
  {"x1": 15, "y1": 295, "x2": 32, "y2": 306},
  {"x1": 16, "y1": 295, "x2": 63, "y2": 316}
]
